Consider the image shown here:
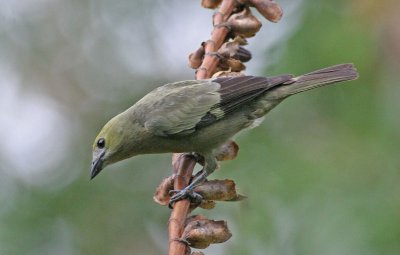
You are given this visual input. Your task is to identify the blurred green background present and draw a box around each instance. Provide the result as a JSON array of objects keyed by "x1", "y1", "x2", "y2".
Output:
[{"x1": 1, "y1": 0, "x2": 399, "y2": 254}]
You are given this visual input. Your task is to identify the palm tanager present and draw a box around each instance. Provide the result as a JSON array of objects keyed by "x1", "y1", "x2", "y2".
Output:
[{"x1": 91, "y1": 63, "x2": 358, "y2": 205}]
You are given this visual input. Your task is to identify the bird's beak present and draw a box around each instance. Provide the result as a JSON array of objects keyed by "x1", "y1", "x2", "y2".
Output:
[{"x1": 90, "y1": 151, "x2": 105, "y2": 180}]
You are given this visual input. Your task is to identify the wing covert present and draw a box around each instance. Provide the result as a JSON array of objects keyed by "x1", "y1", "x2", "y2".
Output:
[
  {"x1": 134, "y1": 74, "x2": 293, "y2": 137},
  {"x1": 135, "y1": 80, "x2": 221, "y2": 136}
]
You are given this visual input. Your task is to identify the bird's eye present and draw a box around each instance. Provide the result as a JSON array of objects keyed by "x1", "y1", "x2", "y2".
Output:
[{"x1": 97, "y1": 138, "x2": 105, "y2": 149}]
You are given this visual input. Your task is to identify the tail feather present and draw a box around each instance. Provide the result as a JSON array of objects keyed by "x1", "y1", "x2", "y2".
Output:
[{"x1": 278, "y1": 63, "x2": 358, "y2": 97}]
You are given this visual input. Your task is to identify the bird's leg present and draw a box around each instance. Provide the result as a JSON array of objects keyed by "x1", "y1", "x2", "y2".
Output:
[{"x1": 169, "y1": 154, "x2": 217, "y2": 208}]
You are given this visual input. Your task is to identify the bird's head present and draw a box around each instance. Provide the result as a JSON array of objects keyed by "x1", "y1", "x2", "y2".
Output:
[{"x1": 90, "y1": 113, "x2": 136, "y2": 179}]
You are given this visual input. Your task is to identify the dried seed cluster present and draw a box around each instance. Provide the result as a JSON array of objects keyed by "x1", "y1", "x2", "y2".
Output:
[
  {"x1": 161, "y1": 1, "x2": 283, "y2": 254},
  {"x1": 190, "y1": 0, "x2": 283, "y2": 79}
]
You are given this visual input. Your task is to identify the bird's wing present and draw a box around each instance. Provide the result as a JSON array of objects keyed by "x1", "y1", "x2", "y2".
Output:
[
  {"x1": 197, "y1": 75, "x2": 293, "y2": 128},
  {"x1": 136, "y1": 75, "x2": 293, "y2": 136}
]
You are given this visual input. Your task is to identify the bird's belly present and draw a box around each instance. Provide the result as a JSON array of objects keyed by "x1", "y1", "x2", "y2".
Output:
[
  {"x1": 144, "y1": 108, "x2": 265, "y2": 155},
  {"x1": 164, "y1": 112, "x2": 250, "y2": 154},
  {"x1": 162, "y1": 132, "x2": 231, "y2": 154}
]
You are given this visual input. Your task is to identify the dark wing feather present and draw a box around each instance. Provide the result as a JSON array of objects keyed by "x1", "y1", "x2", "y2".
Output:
[{"x1": 196, "y1": 75, "x2": 293, "y2": 128}]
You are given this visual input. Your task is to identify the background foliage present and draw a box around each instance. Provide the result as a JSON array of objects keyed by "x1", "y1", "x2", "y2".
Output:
[{"x1": 1, "y1": 0, "x2": 399, "y2": 254}]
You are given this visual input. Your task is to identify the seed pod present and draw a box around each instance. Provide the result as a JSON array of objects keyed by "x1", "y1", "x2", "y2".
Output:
[
  {"x1": 226, "y1": 7, "x2": 262, "y2": 38},
  {"x1": 201, "y1": 0, "x2": 222, "y2": 9},
  {"x1": 233, "y1": 46, "x2": 252, "y2": 62},
  {"x1": 214, "y1": 140, "x2": 239, "y2": 161},
  {"x1": 234, "y1": 35, "x2": 248, "y2": 45},
  {"x1": 218, "y1": 41, "x2": 240, "y2": 59},
  {"x1": 189, "y1": 199, "x2": 216, "y2": 212},
  {"x1": 217, "y1": 59, "x2": 230, "y2": 71},
  {"x1": 194, "y1": 179, "x2": 245, "y2": 201},
  {"x1": 182, "y1": 218, "x2": 232, "y2": 249},
  {"x1": 227, "y1": 58, "x2": 246, "y2": 72},
  {"x1": 249, "y1": 0, "x2": 283, "y2": 23},
  {"x1": 198, "y1": 200, "x2": 216, "y2": 210},
  {"x1": 188, "y1": 45, "x2": 205, "y2": 69},
  {"x1": 188, "y1": 199, "x2": 217, "y2": 211},
  {"x1": 218, "y1": 36, "x2": 247, "y2": 59},
  {"x1": 153, "y1": 175, "x2": 174, "y2": 206}
]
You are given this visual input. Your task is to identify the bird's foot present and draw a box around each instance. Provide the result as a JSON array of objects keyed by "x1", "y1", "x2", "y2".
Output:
[
  {"x1": 168, "y1": 187, "x2": 203, "y2": 209},
  {"x1": 168, "y1": 164, "x2": 209, "y2": 209}
]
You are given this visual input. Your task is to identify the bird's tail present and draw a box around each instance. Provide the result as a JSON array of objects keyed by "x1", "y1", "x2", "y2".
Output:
[{"x1": 272, "y1": 63, "x2": 358, "y2": 98}]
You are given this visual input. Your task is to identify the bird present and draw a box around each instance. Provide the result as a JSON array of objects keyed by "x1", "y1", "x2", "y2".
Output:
[{"x1": 91, "y1": 63, "x2": 358, "y2": 206}]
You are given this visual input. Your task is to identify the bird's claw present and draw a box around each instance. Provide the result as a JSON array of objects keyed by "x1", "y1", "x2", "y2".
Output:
[{"x1": 168, "y1": 188, "x2": 203, "y2": 209}]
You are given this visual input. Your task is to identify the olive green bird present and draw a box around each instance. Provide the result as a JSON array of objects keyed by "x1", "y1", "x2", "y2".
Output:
[{"x1": 91, "y1": 63, "x2": 358, "y2": 205}]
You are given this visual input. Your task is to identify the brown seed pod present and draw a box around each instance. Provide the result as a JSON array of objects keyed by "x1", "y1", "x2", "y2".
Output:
[
  {"x1": 194, "y1": 179, "x2": 245, "y2": 201},
  {"x1": 249, "y1": 0, "x2": 283, "y2": 23},
  {"x1": 198, "y1": 200, "x2": 216, "y2": 210},
  {"x1": 214, "y1": 140, "x2": 239, "y2": 161},
  {"x1": 182, "y1": 218, "x2": 232, "y2": 249},
  {"x1": 201, "y1": 0, "x2": 223, "y2": 9},
  {"x1": 217, "y1": 59, "x2": 230, "y2": 71},
  {"x1": 227, "y1": 58, "x2": 246, "y2": 72},
  {"x1": 226, "y1": 7, "x2": 262, "y2": 38},
  {"x1": 218, "y1": 36, "x2": 247, "y2": 58},
  {"x1": 188, "y1": 199, "x2": 217, "y2": 211},
  {"x1": 188, "y1": 45, "x2": 205, "y2": 69},
  {"x1": 233, "y1": 46, "x2": 252, "y2": 62},
  {"x1": 218, "y1": 41, "x2": 240, "y2": 59},
  {"x1": 233, "y1": 35, "x2": 248, "y2": 45},
  {"x1": 153, "y1": 175, "x2": 174, "y2": 206}
]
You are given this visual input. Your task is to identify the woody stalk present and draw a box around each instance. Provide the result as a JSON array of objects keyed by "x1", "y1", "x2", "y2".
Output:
[{"x1": 153, "y1": 1, "x2": 283, "y2": 254}]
